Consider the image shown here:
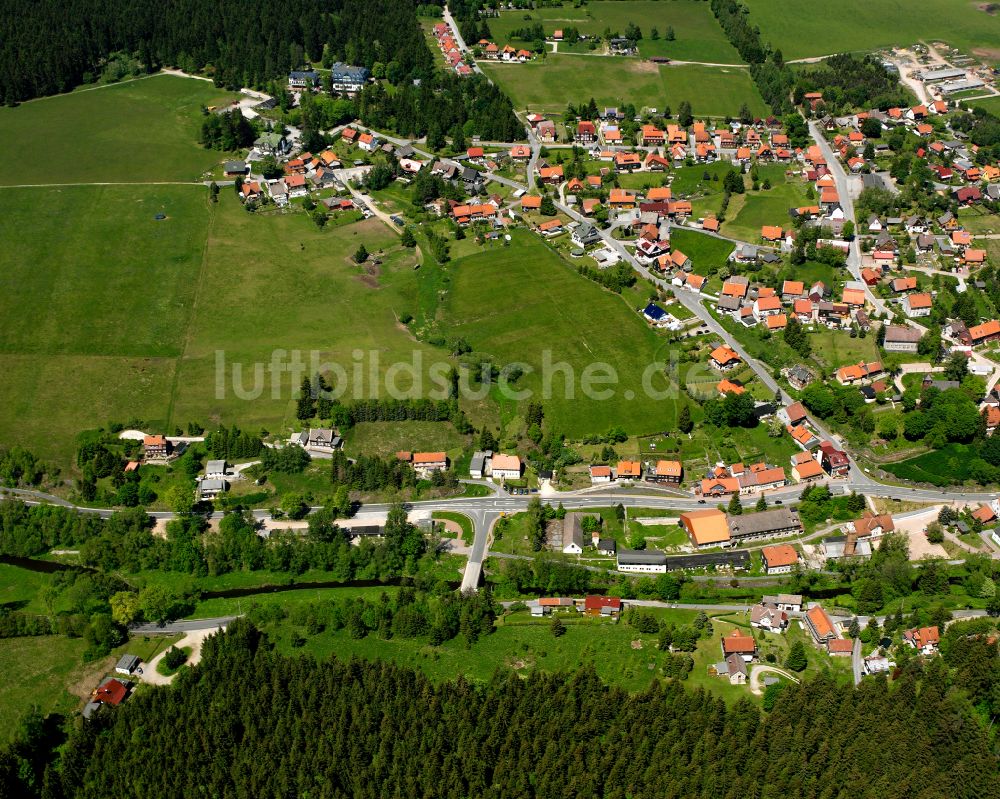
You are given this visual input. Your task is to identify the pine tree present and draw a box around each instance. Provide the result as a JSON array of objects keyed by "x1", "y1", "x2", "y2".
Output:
[
  {"x1": 550, "y1": 616, "x2": 566, "y2": 637},
  {"x1": 848, "y1": 617, "x2": 861, "y2": 638},
  {"x1": 678, "y1": 404, "x2": 693, "y2": 433},
  {"x1": 296, "y1": 377, "x2": 316, "y2": 420},
  {"x1": 755, "y1": 494, "x2": 767, "y2": 511},
  {"x1": 727, "y1": 493, "x2": 743, "y2": 515},
  {"x1": 784, "y1": 640, "x2": 808, "y2": 671}
]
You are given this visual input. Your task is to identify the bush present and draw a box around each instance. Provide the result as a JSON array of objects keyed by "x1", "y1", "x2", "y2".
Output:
[{"x1": 163, "y1": 645, "x2": 187, "y2": 670}]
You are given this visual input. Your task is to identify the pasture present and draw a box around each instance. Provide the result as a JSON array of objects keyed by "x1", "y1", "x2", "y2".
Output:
[
  {"x1": 722, "y1": 179, "x2": 810, "y2": 242},
  {"x1": 488, "y1": 0, "x2": 743, "y2": 63},
  {"x1": 0, "y1": 74, "x2": 237, "y2": 184},
  {"x1": 741, "y1": 0, "x2": 1000, "y2": 62},
  {"x1": 481, "y1": 57, "x2": 767, "y2": 117},
  {"x1": 439, "y1": 230, "x2": 679, "y2": 439}
]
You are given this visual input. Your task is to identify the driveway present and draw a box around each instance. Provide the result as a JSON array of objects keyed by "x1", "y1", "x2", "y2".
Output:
[
  {"x1": 140, "y1": 625, "x2": 226, "y2": 686},
  {"x1": 749, "y1": 664, "x2": 799, "y2": 695}
]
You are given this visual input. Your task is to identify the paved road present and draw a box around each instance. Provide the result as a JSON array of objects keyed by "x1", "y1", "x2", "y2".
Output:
[
  {"x1": 851, "y1": 636, "x2": 863, "y2": 686},
  {"x1": 808, "y1": 123, "x2": 889, "y2": 319},
  {"x1": 443, "y1": 5, "x2": 482, "y2": 75},
  {"x1": 131, "y1": 616, "x2": 237, "y2": 634}
]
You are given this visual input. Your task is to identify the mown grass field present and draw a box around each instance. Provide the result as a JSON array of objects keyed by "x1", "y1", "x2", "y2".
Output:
[
  {"x1": 440, "y1": 230, "x2": 679, "y2": 438},
  {"x1": 741, "y1": 0, "x2": 1000, "y2": 61},
  {"x1": 0, "y1": 74, "x2": 237, "y2": 184},
  {"x1": 488, "y1": 1, "x2": 743, "y2": 63},
  {"x1": 481, "y1": 56, "x2": 767, "y2": 118},
  {"x1": 971, "y1": 94, "x2": 1000, "y2": 115}
]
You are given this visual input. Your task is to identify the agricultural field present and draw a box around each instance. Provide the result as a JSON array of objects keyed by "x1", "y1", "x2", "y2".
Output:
[
  {"x1": 439, "y1": 230, "x2": 679, "y2": 439},
  {"x1": 971, "y1": 94, "x2": 1000, "y2": 115},
  {"x1": 481, "y1": 56, "x2": 767, "y2": 118},
  {"x1": 488, "y1": 1, "x2": 744, "y2": 63},
  {"x1": 0, "y1": 74, "x2": 237, "y2": 184},
  {"x1": 741, "y1": 0, "x2": 1000, "y2": 62}
]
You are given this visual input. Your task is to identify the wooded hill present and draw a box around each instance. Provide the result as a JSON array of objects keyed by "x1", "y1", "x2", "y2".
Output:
[{"x1": 3, "y1": 619, "x2": 997, "y2": 799}]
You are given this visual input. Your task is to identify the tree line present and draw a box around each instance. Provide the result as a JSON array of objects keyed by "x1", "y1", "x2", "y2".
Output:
[{"x1": 4, "y1": 617, "x2": 997, "y2": 798}]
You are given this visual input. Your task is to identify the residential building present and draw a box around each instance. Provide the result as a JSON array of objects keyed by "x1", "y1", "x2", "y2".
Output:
[
  {"x1": 715, "y1": 653, "x2": 749, "y2": 685},
  {"x1": 804, "y1": 604, "x2": 838, "y2": 645},
  {"x1": 583, "y1": 596, "x2": 622, "y2": 617},
  {"x1": 306, "y1": 428, "x2": 341, "y2": 452},
  {"x1": 589, "y1": 465, "x2": 612, "y2": 484},
  {"x1": 709, "y1": 345, "x2": 741, "y2": 371},
  {"x1": 791, "y1": 454, "x2": 825, "y2": 483},
  {"x1": 648, "y1": 460, "x2": 683, "y2": 484},
  {"x1": 762, "y1": 593, "x2": 803, "y2": 612},
  {"x1": 490, "y1": 453, "x2": 522, "y2": 481},
  {"x1": 903, "y1": 626, "x2": 940, "y2": 655},
  {"x1": 115, "y1": 654, "x2": 140, "y2": 675},
  {"x1": 198, "y1": 478, "x2": 228, "y2": 500},
  {"x1": 143, "y1": 434, "x2": 168, "y2": 459},
  {"x1": 902, "y1": 292, "x2": 932, "y2": 318},
  {"x1": 616, "y1": 460, "x2": 642, "y2": 481},
  {"x1": 288, "y1": 70, "x2": 319, "y2": 89},
  {"x1": 205, "y1": 460, "x2": 227, "y2": 480},
  {"x1": 819, "y1": 442, "x2": 850, "y2": 477},
  {"x1": 750, "y1": 602, "x2": 788, "y2": 633},
  {"x1": 721, "y1": 628, "x2": 756, "y2": 661},
  {"x1": 761, "y1": 544, "x2": 799, "y2": 575},
  {"x1": 560, "y1": 514, "x2": 584, "y2": 555}
]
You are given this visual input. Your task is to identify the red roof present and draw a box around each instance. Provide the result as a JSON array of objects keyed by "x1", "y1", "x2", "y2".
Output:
[
  {"x1": 95, "y1": 679, "x2": 129, "y2": 706},
  {"x1": 584, "y1": 596, "x2": 622, "y2": 611},
  {"x1": 722, "y1": 628, "x2": 756, "y2": 654}
]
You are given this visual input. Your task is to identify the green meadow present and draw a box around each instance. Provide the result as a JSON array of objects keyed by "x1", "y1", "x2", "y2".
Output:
[
  {"x1": 439, "y1": 230, "x2": 679, "y2": 439},
  {"x1": 0, "y1": 74, "x2": 237, "y2": 184},
  {"x1": 488, "y1": 0, "x2": 743, "y2": 63},
  {"x1": 741, "y1": 0, "x2": 1000, "y2": 61},
  {"x1": 482, "y1": 57, "x2": 767, "y2": 118}
]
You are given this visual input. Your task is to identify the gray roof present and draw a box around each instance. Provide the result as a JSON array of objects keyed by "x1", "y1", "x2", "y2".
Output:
[
  {"x1": 717, "y1": 295, "x2": 743, "y2": 311},
  {"x1": 116, "y1": 654, "x2": 140, "y2": 672},
  {"x1": 727, "y1": 508, "x2": 800, "y2": 537},
  {"x1": 617, "y1": 548, "x2": 667, "y2": 565},
  {"x1": 330, "y1": 63, "x2": 370, "y2": 83},
  {"x1": 470, "y1": 450, "x2": 491, "y2": 473},
  {"x1": 308, "y1": 428, "x2": 336, "y2": 445},
  {"x1": 597, "y1": 537, "x2": 617, "y2": 552},
  {"x1": 223, "y1": 160, "x2": 247, "y2": 172},
  {"x1": 206, "y1": 459, "x2": 227, "y2": 474},
  {"x1": 200, "y1": 478, "x2": 227, "y2": 492}
]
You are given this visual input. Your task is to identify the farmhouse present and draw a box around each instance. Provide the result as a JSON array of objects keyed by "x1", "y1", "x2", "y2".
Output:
[
  {"x1": 721, "y1": 628, "x2": 756, "y2": 661},
  {"x1": 143, "y1": 434, "x2": 168, "y2": 459},
  {"x1": 883, "y1": 325, "x2": 921, "y2": 353},
  {"x1": 412, "y1": 452, "x2": 448, "y2": 475},
  {"x1": 709, "y1": 345, "x2": 741, "y2": 371}
]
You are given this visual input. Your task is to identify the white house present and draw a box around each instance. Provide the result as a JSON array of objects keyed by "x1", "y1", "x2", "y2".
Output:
[
  {"x1": 469, "y1": 450, "x2": 492, "y2": 479},
  {"x1": 490, "y1": 453, "x2": 522, "y2": 481},
  {"x1": 204, "y1": 460, "x2": 228, "y2": 480}
]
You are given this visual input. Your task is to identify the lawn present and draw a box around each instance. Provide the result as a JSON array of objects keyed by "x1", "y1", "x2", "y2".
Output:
[
  {"x1": 488, "y1": 1, "x2": 743, "y2": 64},
  {"x1": 660, "y1": 65, "x2": 768, "y2": 118},
  {"x1": 0, "y1": 185, "x2": 210, "y2": 465},
  {"x1": 741, "y1": 0, "x2": 1000, "y2": 62},
  {"x1": 722, "y1": 181, "x2": 810, "y2": 243},
  {"x1": 0, "y1": 632, "x2": 178, "y2": 742},
  {"x1": 971, "y1": 95, "x2": 1000, "y2": 115},
  {"x1": 439, "y1": 230, "x2": 679, "y2": 438},
  {"x1": 805, "y1": 329, "x2": 880, "y2": 370},
  {"x1": 482, "y1": 57, "x2": 767, "y2": 118},
  {"x1": 0, "y1": 74, "x2": 237, "y2": 184},
  {"x1": 669, "y1": 228, "x2": 736, "y2": 275},
  {"x1": 343, "y1": 421, "x2": 471, "y2": 459}
]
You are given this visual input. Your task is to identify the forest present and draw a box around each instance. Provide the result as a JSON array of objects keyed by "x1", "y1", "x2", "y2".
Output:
[
  {"x1": 1, "y1": 618, "x2": 997, "y2": 799},
  {"x1": 0, "y1": 0, "x2": 521, "y2": 141}
]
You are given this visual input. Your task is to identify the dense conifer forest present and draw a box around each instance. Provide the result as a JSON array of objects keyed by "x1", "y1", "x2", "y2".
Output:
[
  {"x1": 0, "y1": 0, "x2": 521, "y2": 139},
  {"x1": 1, "y1": 619, "x2": 997, "y2": 799}
]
